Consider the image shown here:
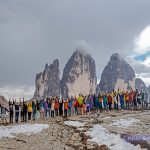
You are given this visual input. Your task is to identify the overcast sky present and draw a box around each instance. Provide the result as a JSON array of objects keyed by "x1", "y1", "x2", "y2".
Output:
[{"x1": 0, "y1": 0, "x2": 150, "y2": 99}]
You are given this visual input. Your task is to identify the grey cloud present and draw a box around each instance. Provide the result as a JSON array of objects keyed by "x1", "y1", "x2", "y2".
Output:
[
  {"x1": 0, "y1": 85, "x2": 34, "y2": 100},
  {"x1": 0, "y1": 0, "x2": 150, "y2": 87}
]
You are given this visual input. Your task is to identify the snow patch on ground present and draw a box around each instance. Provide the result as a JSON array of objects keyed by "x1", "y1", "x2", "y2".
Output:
[
  {"x1": 0, "y1": 123, "x2": 49, "y2": 139},
  {"x1": 86, "y1": 124, "x2": 144, "y2": 150},
  {"x1": 77, "y1": 128, "x2": 85, "y2": 131},
  {"x1": 64, "y1": 121, "x2": 85, "y2": 127},
  {"x1": 103, "y1": 116, "x2": 110, "y2": 119},
  {"x1": 112, "y1": 118, "x2": 140, "y2": 128}
]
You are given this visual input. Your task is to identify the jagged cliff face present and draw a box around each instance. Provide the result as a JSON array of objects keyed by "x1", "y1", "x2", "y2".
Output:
[
  {"x1": 34, "y1": 59, "x2": 60, "y2": 98},
  {"x1": 61, "y1": 50, "x2": 97, "y2": 99},
  {"x1": 99, "y1": 53, "x2": 135, "y2": 92},
  {"x1": 135, "y1": 78, "x2": 147, "y2": 92}
]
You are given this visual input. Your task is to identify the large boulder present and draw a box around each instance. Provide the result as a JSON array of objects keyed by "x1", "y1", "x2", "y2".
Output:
[
  {"x1": 99, "y1": 53, "x2": 135, "y2": 92},
  {"x1": 61, "y1": 50, "x2": 97, "y2": 99},
  {"x1": 34, "y1": 59, "x2": 60, "y2": 98}
]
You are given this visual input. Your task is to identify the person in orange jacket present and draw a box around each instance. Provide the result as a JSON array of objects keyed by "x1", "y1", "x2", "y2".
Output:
[
  {"x1": 125, "y1": 91, "x2": 129, "y2": 109},
  {"x1": 54, "y1": 98, "x2": 59, "y2": 116},
  {"x1": 64, "y1": 99, "x2": 68, "y2": 117},
  {"x1": 129, "y1": 90, "x2": 134, "y2": 109}
]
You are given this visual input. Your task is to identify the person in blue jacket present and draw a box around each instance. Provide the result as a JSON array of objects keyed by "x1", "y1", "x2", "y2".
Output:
[
  {"x1": 68, "y1": 97, "x2": 73, "y2": 116},
  {"x1": 119, "y1": 92, "x2": 125, "y2": 110}
]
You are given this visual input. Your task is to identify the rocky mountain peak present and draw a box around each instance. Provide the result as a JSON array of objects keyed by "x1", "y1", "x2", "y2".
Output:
[
  {"x1": 110, "y1": 53, "x2": 124, "y2": 62},
  {"x1": 135, "y1": 78, "x2": 147, "y2": 92},
  {"x1": 61, "y1": 50, "x2": 97, "y2": 99},
  {"x1": 98, "y1": 53, "x2": 135, "y2": 92},
  {"x1": 34, "y1": 59, "x2": 60, "y2": 98}
]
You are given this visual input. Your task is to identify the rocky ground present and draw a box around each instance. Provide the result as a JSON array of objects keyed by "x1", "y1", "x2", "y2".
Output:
[{"x1": 0, "y1": 110, "x2": 150, "y2": 150}]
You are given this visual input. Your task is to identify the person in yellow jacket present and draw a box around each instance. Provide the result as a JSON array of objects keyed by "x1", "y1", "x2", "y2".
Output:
[
  {"x1": 27, "y1": 102, "x2": 32, "y2": 120},
  {"x1": 77, "y1": 94, "x2": 83, "y2": 114}
]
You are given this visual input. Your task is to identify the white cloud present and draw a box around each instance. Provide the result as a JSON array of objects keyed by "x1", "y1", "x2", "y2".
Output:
[
  {"x1": 142, "y1": 56, "x2": 150, "y2": 67},
  {"x1": 134, "y1": 25, "x2": 150, "y2": 54},
  {"x1": 73, "y1": 40, "x2": 93, "y2": 54},
  {"x1": 126, "y1": 56, "x2": 150, "y2": 86},
  {"x1": 127, "y1": 25, "x2": 150, "y2": 86},
  {"x1": 0, "y1": 85, "x2": 35, "y2": 101}
]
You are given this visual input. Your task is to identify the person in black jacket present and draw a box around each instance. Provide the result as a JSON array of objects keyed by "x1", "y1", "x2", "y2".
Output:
[
  {"x1": 9, "y1": 101, "x2": 14, "y2": 124},
  {"x1": 133, "y1": 90, "x2": 138, "y2": 109},
  {"x1": 23, "y1": 101, "x2": 27, "y2": 122},
  {"x1": 36, "y1": 100, "x2": 40, "y2": 119},
  {"x1": 59, "y1": 98, "x2": 63, "y2": 116},
  {"x1": 15, "y1": 102, "x2": 20, "y2": 123}
]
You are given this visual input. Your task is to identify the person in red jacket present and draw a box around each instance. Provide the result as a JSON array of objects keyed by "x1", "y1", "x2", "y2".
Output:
[
  {"x1": 129, "y1": 90, "x2": 134, "y2": 109},
  {"x1": 74, "y1": 97, "x2": 79, "y2": 115},
  {"x1": 107, "y1": 94, "x2": 112, "y2": 111}
]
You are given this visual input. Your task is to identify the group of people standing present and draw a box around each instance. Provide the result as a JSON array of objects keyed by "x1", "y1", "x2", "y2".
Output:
[{"x1": 0, "y1": 89, "x2": 149, "y2": 124}]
